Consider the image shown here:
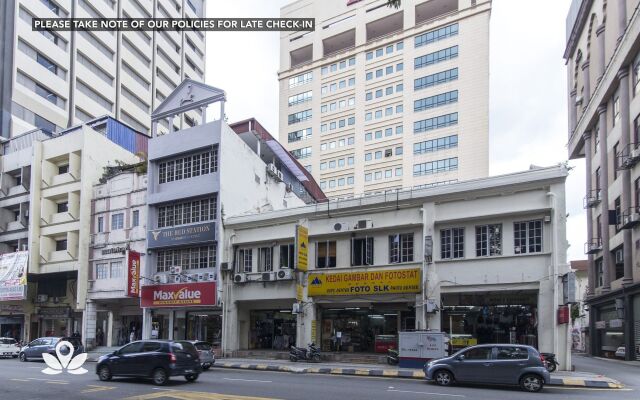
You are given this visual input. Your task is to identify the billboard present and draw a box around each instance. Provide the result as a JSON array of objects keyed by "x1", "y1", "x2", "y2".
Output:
[
  {"x1": 147, "y1": 221, "x2": 216, "y2": 249},
  {"x1": 308, "y1": 268, "x2": 420, "y2": 297},
  {"x1": 295, "y1": 225, "x2": 308, "y2": 271},
  {"x1": 126, "y1": 251, "x2": 141, "y2": 297},
  {"x1": 0, "y1": 251, "x2": 29, "y2": 301},
  {"x1": 140, "y1": 282, "x2": 216, "y2": 308}
]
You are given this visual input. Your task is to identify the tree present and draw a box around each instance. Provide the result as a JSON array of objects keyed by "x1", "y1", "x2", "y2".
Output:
[{"x1": 387, "y1": 0, "x2": 402, "y2": 9}]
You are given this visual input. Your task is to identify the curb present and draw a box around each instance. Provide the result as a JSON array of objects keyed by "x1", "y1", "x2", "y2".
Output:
[{"x1": 213, "y1": 362, "x2": 624, "y2": 388}]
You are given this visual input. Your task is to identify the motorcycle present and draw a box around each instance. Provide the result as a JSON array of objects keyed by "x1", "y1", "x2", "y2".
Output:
[
  {"x1": 540, "y1": 352, "x2": 559, "y2": 372},
  {"x1": 386, "y1": 348, "x2": 399, "y2": 365},
  {"x1": 289, "y1": 343, "x2": 321, "y2": 362}
]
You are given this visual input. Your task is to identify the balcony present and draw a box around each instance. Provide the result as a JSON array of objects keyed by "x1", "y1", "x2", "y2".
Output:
[
  {"x1": 616, "y1": 143, "x2": 640, "y2": 170},
  {"x1": 620, "y1": 207, "x2": 640, "y2": 229},
  {"x1": 583, "y1": 189, "x2": 602, "y2": 208},
  {"x1": 584, "y1": 238, "x2": 602, "y2": 254}
]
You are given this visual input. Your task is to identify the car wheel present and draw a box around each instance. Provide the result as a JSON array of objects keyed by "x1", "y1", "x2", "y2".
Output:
[
  {"x1": 98, "y1": 366, "x2": 112, "y2": 381},
  {"x1": 202, "y1": 365, "x2": 210, "y2": 371},
  {"x1": 19, "y1": 353, "x2": 27, "y2": 362},
  {"x1": 520, "y1": 374, "x2": 544, "y2": 392},
  {"x1": 312, "y1": 353, "x2": 321, "y2": 362},
  {"x1": 185, "y1": 373, "x2": 199, "y2": 382},
  {"x1": 433, "y1": 370, "x2": 453, "y2": 386},
  {"x1": 152, "y1": 368, "x2": 169, "y2": 386}
]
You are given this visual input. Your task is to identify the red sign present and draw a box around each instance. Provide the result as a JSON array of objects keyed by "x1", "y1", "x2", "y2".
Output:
[
  {"x1": 140, "y1": 282, "x2": 216, "y2": 308},
  {"x1": 557, "y1": 305, "x2": 569, "y2": 324},
  {"x1": 126, "y1": 251, "x2": 141, "y2": 297}
]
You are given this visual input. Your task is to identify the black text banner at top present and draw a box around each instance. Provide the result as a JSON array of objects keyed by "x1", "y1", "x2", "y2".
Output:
[{"x1": 32, "y1": 18, "x2": 316, "y2": 32}]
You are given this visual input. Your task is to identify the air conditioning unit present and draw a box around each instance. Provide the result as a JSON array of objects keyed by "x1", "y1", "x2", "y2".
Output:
[
  {"x1": 234, "y1": 273, "x2": 247, "y2": 283},
  {"x1": 277, "y1": 269, "x2": 293, "y2": 280},
  {"x1": 196, "y1": 273, "x2": 205, "y2": 282},
  {"x1": 261, "y1": 272, "x2": 274, "y2": 281},
  {"x1": 267, "y1": 163, "x2": 279, "y2": 177},
  {"x1": 354, "y1": 219, "x2": 373, "y2": 230},
  {"x1": 188, "y1": 273, "x2": 198, "y2": 282},
  {"x1": 154, "y1": 274, "x2": 162, "y2": 284},
  {"x1": 285, "y1": 183, "x2": 293, "y2": 192},
  {"x1": 220, "y1": 262, "x2": 231, "y2": 271},
  {"x1": 170, "y1": 266, "x2": 182, "y2": 275},
  {"x1": 615, "y1": 249, "x2": 624, "y2": 265},
  {"x1": 630, "y1": 147, "x2": 640, "y2": 160},
  {"x1": 159, "y1": 274, "x2": 169, "y2": 284},
  {"x1": 206, "y1": 272, "x2": 216, "y2": 281},
  {"x1": 276, "y1": 170, "x2": 284, "y2": 182},
  {"x1": 333, "y1": 222, "x2": 350, "y2": 232},
  {"x1": 292, "y1": 303, "x2": 301, "y2": 314},
  {"x1": 36, "y1": 294, "x2": 48, "y2": 303}
]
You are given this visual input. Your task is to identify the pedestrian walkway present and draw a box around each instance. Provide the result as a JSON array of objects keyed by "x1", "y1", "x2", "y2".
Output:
[{"x1": 213, "y1": 357, "x2": 624, "y2": 388}]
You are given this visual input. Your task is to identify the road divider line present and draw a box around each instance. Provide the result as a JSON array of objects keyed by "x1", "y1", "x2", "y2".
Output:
[
  {"x1": 223, "y1": 377, "x2": 273, "y2": 383},
  {"x1": 387, "y1": 389, "x2": 465, "y2": 397}
]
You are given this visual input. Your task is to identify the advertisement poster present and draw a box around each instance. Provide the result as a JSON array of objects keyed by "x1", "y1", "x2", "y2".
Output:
[
  {"x1": 295, "y1": 225, "x2": 308, "y2": 271},
  {"x1": 126, "y1": 251, "x2": 141, "y2": 297},
  {"x1": 308, "y1": 268, "x2": 420, "y2": 297},
  {"x1": 0, "y1": 251, "x2": 29, "y2": 301},
  {"x1": 140, "y1": 282, "x2": 216, "y2": 308}
]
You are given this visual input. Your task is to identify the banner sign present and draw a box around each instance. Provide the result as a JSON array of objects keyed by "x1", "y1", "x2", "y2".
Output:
[
  {"x1": 140, "y1": 282, "x2": 216, "y2": 308},
  {"x1": 308, "y1": 268, "x2": 420, "y2": 297},
  {"x1": 126, "y1": 251, "x2": 141, "y2": 297},
  {"x1": 147, "y1": 221, "x2": 215, "y2": 249},
  {"x1": 0, "y1": 251, "x2": 28, "y2": 301},
  {"x1": 295, "y1": 225, "x2": 308, "y2": 272}
]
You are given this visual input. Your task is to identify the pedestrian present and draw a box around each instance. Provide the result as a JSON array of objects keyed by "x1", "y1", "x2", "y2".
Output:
[{"x1": 129, "y1": 329, "x2": 136, "y2": 343}]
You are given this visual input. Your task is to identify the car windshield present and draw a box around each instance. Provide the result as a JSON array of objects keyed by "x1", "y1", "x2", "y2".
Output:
[
  {"x1": 194, "y1": 342, "x2": 212, "y2": 351},
  {"x1": 174, "y1": 341, "x2": 199, "y2": 357},
  {"x1": 0, "y1": 338, "x2": 16, "y2": 345}
]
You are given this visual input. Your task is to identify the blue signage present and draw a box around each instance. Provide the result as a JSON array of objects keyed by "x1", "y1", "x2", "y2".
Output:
[{"x1": 147, "y1": 221, "x2": 216, "y2": 249}]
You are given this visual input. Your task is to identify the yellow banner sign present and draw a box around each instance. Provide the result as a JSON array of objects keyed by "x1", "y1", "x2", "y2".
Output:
[
  {"x1": 451, "y1": 337, "x2": 477, "y2": 347},
  {"x1": 308, "y1": 268, "x2": 421, "y2": 297},
  {"x1": 295, "y1": 225, "x2": 308, "y2": 271}
]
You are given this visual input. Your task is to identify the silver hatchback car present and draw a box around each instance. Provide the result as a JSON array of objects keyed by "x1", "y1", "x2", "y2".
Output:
[
  {"x1": 191, "y1": 341, "x2": 215, "y2": 370},
  {"x1": 424, "y1": 344, "x2": 550, "y2": 392}
]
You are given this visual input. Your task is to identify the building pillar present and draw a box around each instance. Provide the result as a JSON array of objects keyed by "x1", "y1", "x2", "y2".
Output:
[
  {"x1": 598, "y1": 105, "x2": 612, "y2": 293},
  {"x1": 582, "y1": 60, "x2": 591, "y2": 106},
  {"x1": 588, "y1": 305, "x2": 597, "y2": 356},
  {"x1": 596, "y1": 24, "x2": 606, "y2": 83},
  {"x1": 617, "y1": 0, "x2": 627, "y2": 43},
  {"x1": 106, "y1": 311, "x2": 114, "y2": 347},
  {"x1": 617, "y1": 68, "x2": 635, "y2": 286},
  {"x1": 142, "y1": 308, "x2": 152, "y2": 340},
  {"x1": 168, "y1": 311, "x2": 174, "y2": 340},
  {"x1": 569, "y1": 89, "x2": 578, "y2": 134},
  {"x1": 624, "y1": 294, "x2": 634, "y2": 360},
  {"x1": 83, "y1": 301, "x2": 97, "y2": 349},
  {"x1": 583, "y1": 130, "x2": 596, "y2": 298}
]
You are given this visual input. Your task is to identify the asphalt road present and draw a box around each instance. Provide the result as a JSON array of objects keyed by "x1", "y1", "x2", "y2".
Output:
[
  {"x1": 0, "y1": 357, "x2": 635, "y2": 400},
  {"x1": 572, "y1": 353, "x2": 640, "y2": 389}
]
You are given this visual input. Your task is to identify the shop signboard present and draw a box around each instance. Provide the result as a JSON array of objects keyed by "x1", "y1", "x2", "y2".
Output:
[
  {"x1": 450, "y1": 337, "x2": 477, "y2": 347},
  {"x1": 308, "y1": 268, "x2": 420, "y2": 296},
  {"x1": 295, "y1": 225, "x2": 308, "y2": 271},
  {"x1": 140, "y1": 282, "x2": 216, "y2": 308},
  {"x1": 38, "y1": 307, "x2": 71, "y2": 318},
  {"x1": 0, "y1": 251, "x2": 28, "y2": 301},
  {"x1": 609, "y1": 319, "x2": 623, "y2": 328},
  {"x1": 147, "y1": 221, "x2": 216, "y2": 249},
  {"x1": 595, "y1": 320, "x2": 606, "y2": 329},
  {"x1": 126, "y1": 251, "x2": 141, "y2": 297},
  {"x1": 296, "y1": 284, "x2": 303, "y2": 302}
]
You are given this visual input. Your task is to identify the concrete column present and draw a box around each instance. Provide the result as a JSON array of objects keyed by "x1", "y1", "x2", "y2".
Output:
[
  {"x1": 142, "y1": 308, "x2": 152, "y2": 340},
  {"x1": 617, "y1": 68, "x2": 635, "y2": 286},
  {"x1": 83, "y1": 301, "x2": 97, "y2": 349},
  {"x1": 597, "y1": 105, "x2": 612, "y2": 293},
  {"x1": 617, "y1": 0, "x2": 627, "y2": 42},
  {"x1": 569, "y1": 89, "x2": 578, "y2": 134},
  {"x1": 582, "y1": 60, "x2": 591, "y2": 106},
  {"x1": 596, "y1": 24, "x2": 606, "y2": 83},
  {"x1": 106, "y1": 311, "x2": 114, "y2": 347},
  {"x1": 583, "y1": 131, "x2": 595, "y2": 298},
  {"x1": 168, "y1": 311, "x2": 174, "y2": 340}
]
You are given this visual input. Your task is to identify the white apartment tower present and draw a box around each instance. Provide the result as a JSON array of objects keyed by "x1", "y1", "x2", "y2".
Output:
[
  {"x1": 279, "y1": 0, "x2": 490, "y2": 197},
  {"x1": 0, "y1": 0, "x2": 206, "y2": 138}
]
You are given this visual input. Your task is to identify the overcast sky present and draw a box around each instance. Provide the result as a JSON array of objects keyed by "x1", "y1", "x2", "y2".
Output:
[{"x1": 205, "y1": 0, "x2": 586, "y2": 263}]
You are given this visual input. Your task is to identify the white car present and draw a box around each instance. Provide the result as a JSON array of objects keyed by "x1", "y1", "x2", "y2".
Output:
[
  {"x1": 0, "y1": 337, "x2": 20, "y2": 358},
  {"x1": 615, "y1": 346, "x2": 625, "y2": 358}
]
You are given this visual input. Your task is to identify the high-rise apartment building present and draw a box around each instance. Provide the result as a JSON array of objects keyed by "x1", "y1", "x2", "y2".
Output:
[
  {"x1": 564, "y1": 0, "x2": 640, "y2": 361},
  {"x1": 279, "y1": 0, "x2": 490, "y2": 197},
  {"x1": 0, "y1": 0, "x2": 206, "y2": 138}
]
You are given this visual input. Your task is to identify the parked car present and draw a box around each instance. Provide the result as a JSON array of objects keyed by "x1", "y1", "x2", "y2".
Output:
[
  {"x1": 19, "y1": 337, "x2": 84, "y2": 362},
  {"x1": 615, "y1": 346, "x2": 625, "y2": 358},
  {"x1": 96, "y1": 340, "x2": 202, "y2": 385},
  {"x1": 424, "y1": 344, "x2": 550, "y2": 393},
  {"x1": 190, "y1": 341, "x2": 215, "y2": 370},
  {"x1": 0, "y1": 337, "x2": 20, "y2": 358}
]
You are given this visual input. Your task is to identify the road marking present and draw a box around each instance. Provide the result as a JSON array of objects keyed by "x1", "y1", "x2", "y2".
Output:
[
  {"x1": 123, "y1": 390, "x2": 280, "y2": 400},
  {"x1": 46, "y1": 381, "x2": 68, "y2": 385},
  {"x1": 223, "y1": 377, "x2": 273, "y2": 383},
  {"x1": 10, "y1": 378, "x2": 29, "y2": 382},
  {"x1": 550, "y1": 386, "x2": 633, "y2": 391},
  {"x1": 82, "y1": 385, "x2": 116, "y2": 393},
  {"x1": 387, "y1": 389, "x2": 465, "y2": 397}
]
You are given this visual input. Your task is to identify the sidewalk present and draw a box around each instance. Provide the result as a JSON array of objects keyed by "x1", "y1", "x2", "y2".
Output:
[{"x1": 213, "y1": 357, "x2": 624, "y2": 388}]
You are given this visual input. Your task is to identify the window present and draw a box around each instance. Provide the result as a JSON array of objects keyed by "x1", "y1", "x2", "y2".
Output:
[
  {"x1": 280, "y1": 244, "x2": 295, "y2": 269},
  {"x1": 158, "y1": 149, "x2": 218, "y2": 184},
  {"x1": 615, "y1": 196, "x2": 622, "y2": 229},
  {"x1": 415, "y1": 68, "x2": 459, "y2": 91},
  {"x1": 496, "y1": 347, "x2": 529, "y2": 360},
  {"x1": 414, "y1": 113, "x2": 458, "y2": 133},
  {"x1": 289, "y1": 72, "x2": 313, "y2": 88},
  {"x1": 613, "y1": 95, "x2": 620, "y2": 126},
  {"x1": 288, "y1": 91, "x2": 313, "y2": 106},
  {"x1": 476, "y1": 224, "x2": 502, "y2": 256},
  {"x1": 415, "y1": 23, "x2": 459, "y2": 48},
  {"x1": 414, "y1": 90, "x2": 458, "y2": 112},
  {"x1": 389, "y1": 234, "x2": 414, "y2": 263},
  {"x1": 157, "y1": 246, "x2": 216, "y2": 272},
  {"x1": 77, "y1": 79, "x2": 113, "y2": 112},
  {"x1": 462, "y1": 347, "x2": 492, "y2": 360},
  {"x1": 288, "y1": 128, "x2": 312, "y2": 143},
  {"x1": 55, "y1": 239, "x2": 67, "y2": 251},
  {"x1": 414, "y1": 135, "x2": 458, "y2": 154},
  {"x1": 291, "y1": 147, "x2": 312, "y2": 159},
  {"x1": 258, "y1": 247, "x2": 273, "y2": 272},
  {"x1": 110, "y1": 261, "x2": 123, "y2": 278},
  {"x1": 316, "y1": 241, "x2": 337, "y2": 268},
  {"x1": 440, "y1": 228, "x2": 464, "y2": 259},
  {"x1": 635, "y1": 177, "x2": 640, "y2": 208},
  {"x1": 16, "y1": 72, "x2": 65, "y2": 109},
  {"x1": 132, "y1": 210, "x2": 140, "y2": 227},
  {"x1": 96, "y1": 263, "x2": 109, "y2": 279},
  {"x1": 81, "y1": 31, "x2": 115, "y2": 61},
  {"x1": 57, "y1": 202, "x2": 68, "y2": 213},
  {"x1": 238, "y1": 249, "x2": 252, "y2": 273},
  {"x1": 413, "y1": 157, "x2": 458, "y2": 176},
  {"x1": 17, "y1": 40, "x2": 66, "y2": 79},
  {"x1": 97, "y1": 216, "x2": 104, "y2": 233},
  {"x1": 78, "y1": 52, "x2": 113, "y2": 85},
  {"x1": 352, "y1": 237, "x2": 374, "y2": 266},
  {"x1": 414, "y1": 46, "x2": 459, "y2": 69},
  {"x1": 614, "y1": 142, "x2": 620, "y2": 179},
  {"x1": 111, "y1": 213, "x2": 124, "y2": 230},
  {"x1": 596, "y1": 259, "x2": 604, "y2": 287},
  {"x1": 157, "y1": 196, "x2": 216, "y2": 228},
  {"x1": 288, "y1": 109, "x2": 312, "y2": 125},
  {"x1": 514, "y1": 220, "x2": 542, "y2": 254}
]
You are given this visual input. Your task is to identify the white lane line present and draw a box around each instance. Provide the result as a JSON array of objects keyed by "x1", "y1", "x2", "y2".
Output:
[
  {"x1": 387, "y1": 389, "x2": 465, "y2": 398},
  {"x1": 223, "y1": 377, "x2": 273, "y2": 383}
]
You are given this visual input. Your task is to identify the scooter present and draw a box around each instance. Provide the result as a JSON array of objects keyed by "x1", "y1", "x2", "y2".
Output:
[
  {"x1": 540, "y1": 352, "x2": 559, "y2": 372},
  {"x1": 289, "y1": 343, "x2": 321, "y2": 362},
  {"x1": 386, "y1": 349, "x2": 399, "y2": 365}
]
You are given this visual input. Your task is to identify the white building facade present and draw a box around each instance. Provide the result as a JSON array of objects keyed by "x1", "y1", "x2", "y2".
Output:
[
  {"x1": 222, "y1": 166, "x2": 572, "y2": 369},
  {"x1": 279, "y1": 0, "x2": 490, "y2": 197}
]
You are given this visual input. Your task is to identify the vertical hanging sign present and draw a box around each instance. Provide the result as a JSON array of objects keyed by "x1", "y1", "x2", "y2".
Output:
[
  {"x1": 295, "y1": 225, "x2": 308, "y2": 272},
  {"x1": 127, "y1": 251, "x2": 141, "y2": 297}
]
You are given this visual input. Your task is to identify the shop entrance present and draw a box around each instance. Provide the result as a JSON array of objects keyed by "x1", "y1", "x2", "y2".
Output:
[
  {"x1": 441, "y1": 291, "x2": 538, "y2": 350},
  {"x1": 151, "y1": 314, "x2": 169, "y2": 339},
  {"x1": 319, "y1": 306, "x2": 415, "y2": 353},
  {"x1": 249, "y1": 310, "x2": 296, "y2": 350},
  {"x1": 0, "y1": 318, "x2": 22, "y2": 341},
  {"x1": 187, "y1": 312, "x2": 222, "y2": 348}
]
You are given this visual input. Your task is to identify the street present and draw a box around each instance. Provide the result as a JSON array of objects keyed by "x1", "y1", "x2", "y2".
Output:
[
  {"x1": 0, "y1": 358, "x2": 635, "y2": 400},
  {"x1": 572, "y1": 354, "x2": 640, "y2": 389}
]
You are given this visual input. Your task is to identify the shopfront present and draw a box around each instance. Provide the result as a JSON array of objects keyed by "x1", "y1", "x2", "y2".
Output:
[
  {"x1": 249, "y1": 310, "x2": 296, "y2": 350},
  {"x1": 441, "y1": 291, "x2": 539, "y2": 349},
  {"x1": 37, "y1": 306, "x2": 82, "y2": 338},
  {"x1": 308, "y1": 267, "x2": 421, "y2": 353}
]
